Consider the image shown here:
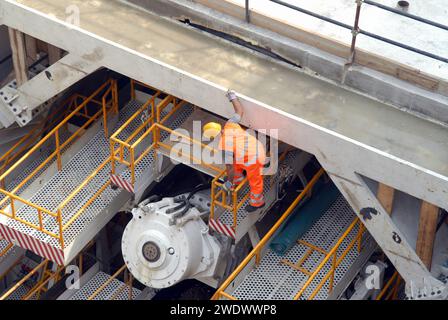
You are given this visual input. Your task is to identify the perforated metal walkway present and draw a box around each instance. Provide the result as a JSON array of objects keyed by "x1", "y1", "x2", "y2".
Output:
[
  {"x1": 4, "y1": 104, "x2": 141, "y2": 250},
  {"x1": 69, "y1": 271, "x2": 141, "y2": 300},
  {"x1": 230, "y1": 196, "x2": 372, "y2": 300},
  {"x1": 115, "y1": 102, "x2": 195, "y2": 188},
  {"x1": 0, "y1": 239, "x2": 11, "y2": 256},
  {"x1": 0, "y1": 127, "x2": 72, "y2": 203},
  {"x1": 0, "y1": 99, "x2": 196, "y2": 266}
]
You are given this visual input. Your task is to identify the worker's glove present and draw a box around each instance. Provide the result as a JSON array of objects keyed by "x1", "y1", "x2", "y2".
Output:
[
  {"x1": 226, "y1": 89, "x2": 237, "y2": 102},
  {"x1": 222, "y1": 180, "x2": 233, "y2": 192}
]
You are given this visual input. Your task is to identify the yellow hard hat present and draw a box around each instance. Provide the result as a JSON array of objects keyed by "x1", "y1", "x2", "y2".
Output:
[{"x1": 203, "y1": 122, "x2": 222, "y2": 140}]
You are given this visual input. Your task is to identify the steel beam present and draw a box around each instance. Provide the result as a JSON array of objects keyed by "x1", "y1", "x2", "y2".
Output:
[
  {"x1": 327, "y1": 168, "x2": 447, "y2": 299},
  {"x1": 0, "y1": 52, "x2": 100, "y2": 127},
  {"x1": 1, "y1": 0, "x2": 446, "y2": 210}
]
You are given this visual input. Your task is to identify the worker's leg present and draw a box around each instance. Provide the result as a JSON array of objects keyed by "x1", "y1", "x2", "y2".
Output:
[
  {"x1": 233, "y1": 163, "x2": 245, "y2": 186},
  {"x1": 245, "y1": 162, "x2": 265, "y2": 211}
]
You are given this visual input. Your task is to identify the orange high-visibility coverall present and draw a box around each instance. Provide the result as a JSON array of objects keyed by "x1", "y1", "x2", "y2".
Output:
[{"x1": 218, "y1": 122, "x2": 266, "y2": 207}]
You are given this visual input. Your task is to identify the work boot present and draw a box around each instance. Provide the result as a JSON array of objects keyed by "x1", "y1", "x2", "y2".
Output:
[{"x1": 246, "y1": 203, "x2": 265, "y2": 213}]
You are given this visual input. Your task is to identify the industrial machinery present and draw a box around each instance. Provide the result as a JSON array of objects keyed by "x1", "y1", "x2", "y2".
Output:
[
  {"x1": 0, "y1": 0, "x2": 447, "y2": 301},
  {"x1": 122, "y1": 192, "x2": 225, "y2": 289}
]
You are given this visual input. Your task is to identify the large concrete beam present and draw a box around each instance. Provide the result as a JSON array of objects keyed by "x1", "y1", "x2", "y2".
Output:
[
  {"x1": 1, "y1": 0, "x2": 447, "y2": 211},
  {"x1": 0, "y1": 52, "x2": 100, "y2": 127}
]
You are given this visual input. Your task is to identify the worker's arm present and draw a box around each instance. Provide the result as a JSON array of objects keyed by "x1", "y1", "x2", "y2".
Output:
[{"x1": 226, "y1": 89, "x2": 244, "y2": 119}]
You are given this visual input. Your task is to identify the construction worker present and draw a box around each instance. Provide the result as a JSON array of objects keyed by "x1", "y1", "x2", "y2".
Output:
[{"x1": 217, "y1": 90, "x2": 266, "y2": 213}]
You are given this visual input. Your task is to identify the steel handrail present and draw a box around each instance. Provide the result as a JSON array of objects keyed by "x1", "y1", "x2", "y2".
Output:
[
  {"x1": 0, "y1": 80, "x2": 114, "y2": 183},
  {"x1": 293, "y1": 218, "x2": 364, "y2": 300},
  {"x1": 0, "y1": 259, "x2": 48, "y2": 300},
  {"x1": 269, "y1": 0, "x2": 448, "y2": 64},
  {"x1": 0, "y1": 95, "x2": 77, "y2": 183},
  {"x1": 376, "y1": 271, "x2": 402, "y2": 300},
  {"x1": 0, "y1": 80, "x2": 117, "y2": 249},
  {"x1": 87, "y1": 264, "x2": 129, "y2": 300},
  {"x1": 212, "y1": 168, "x2": 325, "y2": 300},
  {"x1": 22, "y1": 264, "x2": 65, "y2": 300}
]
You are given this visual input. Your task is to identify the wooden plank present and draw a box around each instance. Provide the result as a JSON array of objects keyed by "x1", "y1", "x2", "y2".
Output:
[
  {"x1": 36, "y1": 39, "x2": 49, "y2": 53},
  {"x1": 377, "y1": 183, "x2": 394, "y2": 215},
  {"x1": 24, "y1": 35, "x2": 38, "y2": 67},
  {"x1": 416, "y1": 201, "x2": 439, "y2": 270},
  {"x1": 8, "y1": 28, "x2": 28, "y2": 85},
  {"x1": 194, "y1": 0, "x2": 446, "y2": 94},
  {"x1": 47, "y1": 44, "x2": 62, "y2": 64}
]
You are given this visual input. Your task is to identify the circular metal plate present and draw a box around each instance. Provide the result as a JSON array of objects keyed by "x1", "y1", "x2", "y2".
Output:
[{"x1": 142, "y1": 241, "x2": 161, "y2": 262}]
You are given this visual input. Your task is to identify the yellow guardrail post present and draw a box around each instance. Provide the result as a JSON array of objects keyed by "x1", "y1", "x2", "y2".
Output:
[{"x1": 0, "y1": 259, "x2": 48, "y2": 300}]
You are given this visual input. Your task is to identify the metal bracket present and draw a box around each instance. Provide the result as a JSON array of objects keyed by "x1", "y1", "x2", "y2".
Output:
[{"x1": 0, "y1": 53, "x2": 100, "y2": 127}]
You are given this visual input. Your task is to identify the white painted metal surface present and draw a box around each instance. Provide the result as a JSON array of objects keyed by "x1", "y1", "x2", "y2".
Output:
[{"x1": 122, "y1": 196, "x2": 222, "y2": 289}]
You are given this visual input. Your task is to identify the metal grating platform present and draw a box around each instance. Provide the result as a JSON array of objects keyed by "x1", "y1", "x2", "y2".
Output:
[
  {"x1": 4, "y1": 101, "x2": 143, "y2": 248},
  {"x1": 5, "y1": 283, "x2": 38, "y2": 300},
  {"x1": 69, "y1": 271, "x2": 141, "y2": 300},
  {"x1": 118, "y1": 103, "x2": 194, "y2": 184},
  {"x1": 0, "y1": 239, "x2": 12, "y2": 256},
  {"x1": 2, "y1": 100, "x2": 195, "y2": 253},
  {"x1": 230, "y1": 196, "x2": 371, "y2": 300},
  {"x1": 218, "y1": 150, "x2": 300, "y2": 227},
  {"x1": 0, "y1": 127, "x2": 72, "y2": 203}
]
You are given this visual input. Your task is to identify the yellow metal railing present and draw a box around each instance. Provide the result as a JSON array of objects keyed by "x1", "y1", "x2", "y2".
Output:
[
  {"x1": 212, "y1": 168, "x2": 325, "y2": 300},
  {"x1": 210, "y1": 148, "x2": 290, "y2": 231},
  {"x1": 376, "y1": 271, "x2": 402, "y2": 300},
  {"x1": 292, "y1": 218, "x2": 366, "y2": 300},
  {"x1": 210, "y1": 169, "x2": 249, "y2": 230},
  {"x1": 87, "y1": 264, "x2": 135, "y2": 300},
  {"x1": 0, "y1": 94, "x2": 82, "y2": 189},
  {"x1": 111, "y1": 82, "x2": 221, "y2": 187},
  {"x1": 0, "y1": 259, "x2": 65, "y2": 300},
  {"x1": 213, "y1": 167, "x2": 368, "y2": 300},
  {"x1": 0, "y1": 240, "x2": 14, "y2": 257},
  {"x1": 0, "y1": 242, "x2": 90, "y2": 300},
  {"x1": 0, "y1": 79, "x2": 118, "y2": 250},
  {"x1": 110, "y1": 85, "x2": 160, "y2": 185}
]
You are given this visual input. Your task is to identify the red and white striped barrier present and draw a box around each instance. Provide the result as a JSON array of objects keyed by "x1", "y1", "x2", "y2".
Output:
[
  {"x1": 0, "y1": 224, "x2": 64, "y2": 265},
  {"x1": 209, "y1": 219, "x2": 236, "y2": 239},
  {"x1": 110, "y1": 174, "x2": 134, "y2": 193}
]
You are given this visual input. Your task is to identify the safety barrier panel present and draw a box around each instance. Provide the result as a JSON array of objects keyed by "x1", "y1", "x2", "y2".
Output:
[{"x1": 0, "y1": 79, "x2": 118, "y2": 250}]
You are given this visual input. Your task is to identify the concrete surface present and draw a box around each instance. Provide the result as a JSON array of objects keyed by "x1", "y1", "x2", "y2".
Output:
[
  {"x1": 12, "y1": 0, "x2": 448, "y2": 179},
  {"x1": 236, "y1": 0, "x2": 448, "y2": 81}
]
